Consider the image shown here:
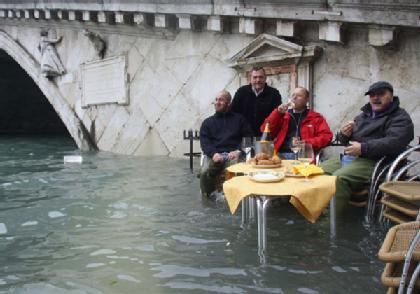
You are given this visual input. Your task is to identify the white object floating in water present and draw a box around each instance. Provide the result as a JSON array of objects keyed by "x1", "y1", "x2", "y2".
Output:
[
  {"x1": 48, "y1": 211, "x2": 66, "y2": 218},
  {"x1": 90, "y1": 249, "x2": 116, "y2": 256},
  {"x1": 64, "y1": 155, "x2": 83, "y2": 163},
  {"x1": 117, "y1": 274, "x2": 141, "y2": 283},
  {"x1": 86, "y1": 263, "x2": 105, "y2": 268},
  {"x1": 0, "y1": 223, "x2": 8, "y2": 234},
  {"x1": 21, "y1": 221, "x2": 38, "y2": 226}
]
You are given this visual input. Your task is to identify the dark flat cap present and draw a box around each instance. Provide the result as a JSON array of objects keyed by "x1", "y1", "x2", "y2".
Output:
[{"x1": 365, "y1": 81, "x2": 393, "y2": 95}]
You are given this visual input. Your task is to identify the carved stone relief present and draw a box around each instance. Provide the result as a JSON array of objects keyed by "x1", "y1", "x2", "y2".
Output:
[
  {"x1": 83, "y1": 29, "x2": 107, "y2": 59},
  {"x1": 38, "y1": 28, "x2": 65, "y2": 79}
]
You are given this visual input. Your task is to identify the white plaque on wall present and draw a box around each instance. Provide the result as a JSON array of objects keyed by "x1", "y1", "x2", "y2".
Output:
[{"x1": 81, "y1": 55, "x2": 129, "y2": 107}]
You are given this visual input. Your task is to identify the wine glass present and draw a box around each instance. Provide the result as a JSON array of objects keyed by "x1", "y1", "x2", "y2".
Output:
[
  {"x1": 290, "y1": 137, "x2": 301, "y2": 162},
  {"x1": 298, "y1": 143, "x2": 314, "y2": 182},
  {"x1": 241, "y1": 137, "x2": 254, "y2": 163}
]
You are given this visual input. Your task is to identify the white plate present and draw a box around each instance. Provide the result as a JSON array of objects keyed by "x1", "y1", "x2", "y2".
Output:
[{"x1": 249, "y1": 171, "x2": 285, "y2": 183}]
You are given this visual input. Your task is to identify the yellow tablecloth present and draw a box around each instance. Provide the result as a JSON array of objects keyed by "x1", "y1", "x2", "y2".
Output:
[
  {"x1": 226, "y1": 161, "x2": 298, "y2": 174},
  {"x1": 223, "y1": 174, "x2": 336, "y2": 223}
]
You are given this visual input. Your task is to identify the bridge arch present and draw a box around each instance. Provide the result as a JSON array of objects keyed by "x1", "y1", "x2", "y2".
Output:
[{"x1": 0, "y1": 30, "x2": 95, "y2": 150}]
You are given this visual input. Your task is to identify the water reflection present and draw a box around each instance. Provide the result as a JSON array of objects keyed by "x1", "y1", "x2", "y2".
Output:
[{"x1": 0, "y1": 136, "x2": 386, "y2": 293}]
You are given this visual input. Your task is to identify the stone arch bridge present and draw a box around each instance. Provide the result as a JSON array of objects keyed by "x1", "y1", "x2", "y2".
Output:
[{"x1": 0, "y1": 1, "x2": 419, "y2": 156}]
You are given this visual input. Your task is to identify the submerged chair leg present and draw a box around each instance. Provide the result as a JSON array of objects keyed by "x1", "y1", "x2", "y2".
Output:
[
  {"x1": 398, "y1": 230, "x2": 420, "y2": 294},
  {"x1": 406, "y1": 263, "x2": 420, "y2": 294}
]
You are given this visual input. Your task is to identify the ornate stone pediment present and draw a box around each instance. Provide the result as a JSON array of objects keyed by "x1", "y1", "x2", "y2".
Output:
[
  {"x1": 228, "y1": 33, "x2": 321, "y2": 68},
  {"x1": 228, "y1": 34, "x2": 323, "y2": 106}
]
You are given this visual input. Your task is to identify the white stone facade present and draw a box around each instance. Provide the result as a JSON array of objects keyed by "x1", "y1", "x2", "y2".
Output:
[{"x1": 0, "y1": 2, "x2": 419, "y2": 157}]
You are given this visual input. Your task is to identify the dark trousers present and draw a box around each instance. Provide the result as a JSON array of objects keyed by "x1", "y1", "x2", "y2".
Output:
[{"x1": 200, "y1": 158, "x2": 237, "y2": 198}]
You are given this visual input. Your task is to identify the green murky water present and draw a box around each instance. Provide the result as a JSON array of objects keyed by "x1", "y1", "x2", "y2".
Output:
[{"x1": 0, "y1": 136, "x2": 386, "y2": 293}]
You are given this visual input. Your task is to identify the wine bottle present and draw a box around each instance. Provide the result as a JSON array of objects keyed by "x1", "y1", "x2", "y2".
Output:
[
  {"x1": 260, "y1": 122, "x2": 271, "y2": 142},
  {"x1": 259, "y1": 122, "x2": 274, "y2": 156}
]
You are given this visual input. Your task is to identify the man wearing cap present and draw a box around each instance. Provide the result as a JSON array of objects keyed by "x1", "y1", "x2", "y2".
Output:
[{"x1": 320, "y1": 81, "x2": 414, "y2": 210}]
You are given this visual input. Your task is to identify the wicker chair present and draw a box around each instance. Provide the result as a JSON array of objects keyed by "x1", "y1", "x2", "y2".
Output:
[
  {"x1": 378, "y1": 144, "x2": 420, "y2": 224},
  {"x1": 378, "y1": 221, "x2": 420, "y2": 294},
  {"x1": 379, "y1": 182, "x2": 420, "y2": 224}
]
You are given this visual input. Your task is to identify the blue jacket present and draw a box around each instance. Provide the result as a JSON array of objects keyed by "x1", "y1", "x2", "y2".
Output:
[{"x1": 200, "y1": 111, "x2": 253, "y2": 157}]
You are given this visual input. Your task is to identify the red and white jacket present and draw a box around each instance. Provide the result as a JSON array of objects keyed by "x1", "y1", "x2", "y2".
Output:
[{"x1": 261, "y1": 109, "x2": 333, "y2": 152}]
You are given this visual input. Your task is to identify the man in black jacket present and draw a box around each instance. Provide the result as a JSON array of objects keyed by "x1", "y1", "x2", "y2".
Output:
[
  {"x1": 200, "y1": 90, "x2": 253, "y2": 198},
  {"x1": 321, "y1": 81, "x2": 414, "y2": 210},
  {"x1": 231, "y1": 67, "x2": 282, "y2": 137}
]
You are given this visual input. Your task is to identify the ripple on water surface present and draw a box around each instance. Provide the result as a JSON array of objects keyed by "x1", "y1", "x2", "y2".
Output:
[{"x1": 0, "y1": 136, "x2": 386, "y2": 293}]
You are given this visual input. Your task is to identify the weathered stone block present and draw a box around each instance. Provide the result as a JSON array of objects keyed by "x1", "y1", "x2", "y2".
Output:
[
  {"x1": 43, "y1": 10, "x2": 50, "y2": 19},
  {"x1": 133, "y1": 13, "x2": 145, "y2": 25},
  {"x1": 155, "y1": 14, "x2": 167, "y2": 28},
  {"x1": 207, "y1": 16, "x2": 223, "y2": 32},
  {"x1": 177, "y1": 14, "x2": 191, "y2": 30},
  {"x1": 82, "y1": 11, "x2": 90, "y2": 21},
  {"x1": 33, "y1": 10, "x2": 44, "y2": 19},
  {"x1": 115, "y1": 12, "x2": 133, "y2": 24},
  {"x1": 68, "y1": 11, "x2": 82, "y2": 21},
  {"x1": 24, "y1": 10, "x2": 32, "y2": 18},
  {"x1": 368, "y1": 26, "x2": 394, "y2": 47},
  {"x1": 239, "y1": 18, "x2": 263, "y2": 35},
  {"x1": 276, "y1": 20, "x2": 295, "y2": 37},
  {"x1": 57, "y1": 10, "x2": 64, "y2": 19},
  {"x1": 319, "y1": 21, "x2": 342, "y2": 43}
]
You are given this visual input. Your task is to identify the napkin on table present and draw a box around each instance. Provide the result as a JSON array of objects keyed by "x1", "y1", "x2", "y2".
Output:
[{"x1": 292, "y1": 164, "x2": 324, "y2": 177}]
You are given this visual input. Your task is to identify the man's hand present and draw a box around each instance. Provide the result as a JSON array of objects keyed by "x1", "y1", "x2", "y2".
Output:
[
  {"x1": 277, "y1": 103, "x2": 288, "y2": 114},
  {"x1": 228, "y1": 150, "x2": 241, "y2": 160},
  {"x1": 340, "y1": 121, "x2": 354, "y2": 137},
  {"x1": 344, "y1": 141, "x2": 362, "y2": 156},
  {"x1": 212, "y1": 153, "x2": 224, "y2": 163}
]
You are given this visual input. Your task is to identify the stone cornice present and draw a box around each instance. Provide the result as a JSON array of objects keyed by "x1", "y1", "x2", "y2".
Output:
[{"x1": 0, "y1": 1, "x2": 419, "y2": 31}]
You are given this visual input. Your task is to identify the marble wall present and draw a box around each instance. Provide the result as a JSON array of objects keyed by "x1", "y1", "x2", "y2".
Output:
[
  {"x1": 313, "y1": 27, "x2": 420, "y2": 139},
  {"x1": 0, "y1": 23, "x2": 418, "y2": 157}
]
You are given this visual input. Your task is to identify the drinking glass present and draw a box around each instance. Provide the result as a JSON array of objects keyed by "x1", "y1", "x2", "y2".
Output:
[
  {"x1": 290, "y1": 137, "x2": 301, "y2": 161},
  {"x1": 241, "y1": 137, "x2": 254, "y2": 162},
  {"x1": 298, "y1": 143, "x2": 314, "y2": 182}
]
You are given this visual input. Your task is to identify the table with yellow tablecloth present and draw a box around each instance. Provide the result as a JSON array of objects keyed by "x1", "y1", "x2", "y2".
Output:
[
  {"x1": 223, "y1": 174, "x2": 336, "y2": 223},
  {"x1": 223, "y1": 161, "x2": 337, "y2": 258}
]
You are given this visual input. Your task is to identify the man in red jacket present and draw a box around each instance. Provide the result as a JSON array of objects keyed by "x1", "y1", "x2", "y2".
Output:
[{"x1": 261, "y1": 87, "x2": 333, "y2": 159}]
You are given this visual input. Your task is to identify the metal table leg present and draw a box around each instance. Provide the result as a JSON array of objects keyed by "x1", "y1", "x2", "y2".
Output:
[
  {"x1": 256, "y1": 196, "x2": 270, "y2": 258},
  {"x1": 330, "y1": 194, "x2": 336, "y2": 240},
  {"x1": 241, "y1": 196, "x2": 249, "y2": 228},
  {"x1": 248, "y1": 196, "x2": 256, "y2": 220}
]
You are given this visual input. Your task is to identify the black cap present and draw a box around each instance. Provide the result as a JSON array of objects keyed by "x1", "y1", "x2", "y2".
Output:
[{"x1": 365, "y1": 81, "x2": 393, "y2": 95}]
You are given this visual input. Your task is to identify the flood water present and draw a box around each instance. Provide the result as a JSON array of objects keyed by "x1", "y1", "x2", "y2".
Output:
[{"x1": 0, "y1": 136, "x2": 387, "y2": 293}]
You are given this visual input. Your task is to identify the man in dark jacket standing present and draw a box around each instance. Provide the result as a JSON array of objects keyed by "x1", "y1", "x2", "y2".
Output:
[
  {"x1": 200, "y1": 90, "x2": 253, "y2": 198},
  {"x1": 231, "y1": 67, "x2": 282, "y2": 137},
  {"x1": 321, "y1": 81, "x2": 414, "y2": 211}
]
